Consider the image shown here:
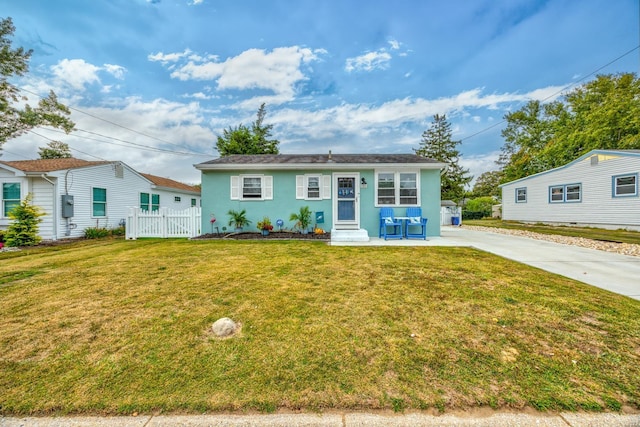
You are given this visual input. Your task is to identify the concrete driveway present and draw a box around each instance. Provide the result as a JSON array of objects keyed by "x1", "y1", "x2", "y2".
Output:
[{"x1": 332, "y1": 226, "x2": 640, "y2": 301}]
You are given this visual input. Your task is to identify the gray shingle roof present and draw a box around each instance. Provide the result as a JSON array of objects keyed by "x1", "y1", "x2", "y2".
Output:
[{"x1": 197, "y1": 153, "x2": 441, "y2": 167}]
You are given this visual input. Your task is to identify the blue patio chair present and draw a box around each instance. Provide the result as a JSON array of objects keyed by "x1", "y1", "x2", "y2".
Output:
[
  {"x1": 404, "y1": 207, "x2": 427, "y2": 240},
  {"x1": 379, "y1": 207, "x2": 403, "y2": 240}
]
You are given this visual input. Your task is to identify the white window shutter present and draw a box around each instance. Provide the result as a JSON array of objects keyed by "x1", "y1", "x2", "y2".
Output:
[
  {"x1": 296, "y1": 175, "x2": 304, "y2": 199},
  {"x1": 230, "y1": 176, "x2": 240, "y2": 200},
  {"x1": 322, "y1": 175, "x2": 331, "y2": 199},
  {"x1": 264, "y1": 176, "x2": 273, "y2": 200}
]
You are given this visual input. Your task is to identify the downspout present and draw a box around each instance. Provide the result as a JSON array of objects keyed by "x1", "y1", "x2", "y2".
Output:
[{"x1": 40, "y1": 174, "x2": 58, "y2": 240}]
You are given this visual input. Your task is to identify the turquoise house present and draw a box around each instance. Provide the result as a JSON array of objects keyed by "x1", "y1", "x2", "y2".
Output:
[{"x1": 195, "y1": 153, "x2": 445, "y2": 241}]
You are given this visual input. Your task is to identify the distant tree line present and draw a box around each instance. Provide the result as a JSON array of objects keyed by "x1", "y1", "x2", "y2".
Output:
[
  {"x1": 470, "y1": 73, "x2": 640, "y2": 199},
  {"x1": 499, "y1": 73, "x2": 640, "y2": 182}
]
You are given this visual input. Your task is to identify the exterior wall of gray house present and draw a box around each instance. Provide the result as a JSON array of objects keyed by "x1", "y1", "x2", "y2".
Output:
[{"x1": 501, "y1": 150, "x2": 640, "y2": 231}]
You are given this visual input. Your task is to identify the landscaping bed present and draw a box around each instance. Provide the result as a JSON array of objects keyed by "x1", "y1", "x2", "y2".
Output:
[{"x1": 194, "y1": 230, "x2": 330, "y2": 240}]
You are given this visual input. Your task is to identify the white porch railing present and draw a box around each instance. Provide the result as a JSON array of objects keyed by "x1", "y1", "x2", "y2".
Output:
[{"x1": 126, "y1": 207, "x2": 201, "y2": 240}]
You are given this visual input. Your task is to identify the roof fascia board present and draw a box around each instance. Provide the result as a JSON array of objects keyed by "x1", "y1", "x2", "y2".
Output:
[
  {"x1": 151, "y1": 184, "x2": 200, "y2": 195},
  {"x1": 196, "y1": 162, "x2": 446, "y2": 171},
  {"x1": 0, "y1": 164, "x2": 27, "y2": 176}
]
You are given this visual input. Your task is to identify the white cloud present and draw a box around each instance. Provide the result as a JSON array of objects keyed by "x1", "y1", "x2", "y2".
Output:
[
  {"x1": 148, "y1": 49, "x2": 192, "y2": 63},
  {"x1": 163, "y1": 46, "x2": 323, "y2": 105},
  {"x1": 388, "y1": 39, "x2": 400, "y2": 50},
  {"x1": 51, "y1": 59, "x2": 101, "y2": 90},
  {"x1": 459, "y1": 151, "x2": 502, "y2": 186},
  {"x1": 182, "y1": 92, "x2": 214, "y2": 100},
  {"x1": 104, "y1": 64, "x2": 126, "y2": 79},
  {"x1": 268, "y1": 85, "x2": 568, "y2": 141},
  {"x1": 49, "y1": 59, "x2": 129, "y2": 92},
  {"x1": 345, "y1": 50, "x2": 392, "y2": 72}
]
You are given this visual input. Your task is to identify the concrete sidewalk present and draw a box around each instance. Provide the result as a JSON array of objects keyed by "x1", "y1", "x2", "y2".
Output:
[
  {"x1": 332, "y1": 226, "x2": 640, "y2": 301},
  {"x1": 3, "y1": 411, "x2": 640, "y2": 426}
]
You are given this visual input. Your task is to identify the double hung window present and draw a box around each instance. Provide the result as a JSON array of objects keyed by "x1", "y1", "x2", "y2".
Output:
[
  {"x1": 140, "y1": 193, "x2": 160, "y2": 211},
  {"x1": 230, "y1": 175, "x2": 273, "y2": 200},
  {"x1": 613, "y1": 174, "x2": 637, "y2": 197},
  {"x1": 515, "y1": 187, "x2": 527, "y2": 203},
  {"x1": 549, "y1": 184, "x2": 581, "y2": 203},
  {"x1": 92, "y1": 187, "x2": 107, "y2": 217},
  {"x1": 2, "y1": 183, "x2": 20, "y2": 217},
  {"x1": 375, "y1": 171, "x2": 419, "y2": 206}
]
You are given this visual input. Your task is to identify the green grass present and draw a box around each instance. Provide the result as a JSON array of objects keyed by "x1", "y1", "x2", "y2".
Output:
[
  {"x1": 464, "y1": 219, "x2": 640, "y2": 245},
  {"x1": 1, "y1": 239, "x2": 639, "y2": 415}
]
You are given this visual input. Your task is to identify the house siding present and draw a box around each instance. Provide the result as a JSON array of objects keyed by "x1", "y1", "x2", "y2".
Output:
[
  {"x1": 201, "y1": 167, "x2": 442, "y2": 237},
  {"x1": 30, "y1": 177, "x2": 56, "y2": 240},
  {"x1": 501, "y1": 152, "x2": 640, "y2": 230},
  {"x1": 51, "y1": 164, "x2": 150, "y2": 237}
]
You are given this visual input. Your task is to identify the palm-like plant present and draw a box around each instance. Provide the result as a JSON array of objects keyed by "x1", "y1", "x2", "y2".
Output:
[{"x1": 290, "y1": 206, "x2": 312, "y2": 233}]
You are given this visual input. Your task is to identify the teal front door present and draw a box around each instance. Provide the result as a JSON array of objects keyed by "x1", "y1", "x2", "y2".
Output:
[{"x1": 333, "y1": 173, "x2": 359, "y2": 229}]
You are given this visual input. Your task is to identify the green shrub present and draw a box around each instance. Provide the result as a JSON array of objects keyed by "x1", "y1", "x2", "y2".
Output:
[
  {"x1": 5, "y1": 194, "x2": 45, "y2": 247},
  {"x1": 462, "y1": 210, "x2": 491, "y2": 220},
  {"x1": 0, "y1": 229, "x2": 5, "y2": 243},
  {"x1": 110, "y1": 225, "x2": 126, "y2": 236},
  {"x1": 84, "y1": 227, "x2": 111, "y2": 239},
  {"x1": 465, "y1": 196, "x2": 496, "y2": 212},
  {"x1": 83, "y1": 226, "x2": 126, "y2": 239}
]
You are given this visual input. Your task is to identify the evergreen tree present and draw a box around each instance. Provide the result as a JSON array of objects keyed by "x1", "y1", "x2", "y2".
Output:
[
  {"x1": 38, "y1": 140, "x2": 72, "y2": 159},
  {"x1": 415, "y1": 114, "x2": 472, "y2": 202},
  {"x1": 5, "y1": 193, "x2": 45, "y2": 247},
  {"x1": 215, "y1": 103, "x2": 280, "y2": 156}
]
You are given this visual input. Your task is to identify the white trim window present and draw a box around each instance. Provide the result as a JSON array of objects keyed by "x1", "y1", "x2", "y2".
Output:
[
  {"x1": 565, "y1": 184, "x2": 581, "y2": 202},
  {"x1": 549, "y1": 184, "x2": 581, "y2": 203},
  {"x1": 230, "y1": 175, "x2": 273, "y2": 200},
  {"x1": 375, "y1": 171, "x2": 419, "y2": 206},
  {"x1": 2, "y1": 182, "x2": 21, "y2": 217},
  {"x1": 140, "y1": 192, "x2": 160, "y2": 212},
  {"x1": 550, "y1": 185, "x2": 564, "y2": 203},
  {"x1": 613, "y1": 174, "x2": 638, "y2": 197},
  {"x1": 515, "y1": 187, "x2": 527, "y2": 203},
  {"x1": 296, "y1": 175, "x2": 331, "y2": 200},
  {"x1": 92, "y1": 187, "x2": 107, "y2": 217}
]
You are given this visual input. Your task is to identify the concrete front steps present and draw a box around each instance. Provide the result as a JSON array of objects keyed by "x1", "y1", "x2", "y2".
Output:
[{"x1": 330, "y1": 229, "x2": 370, "y2": 242}]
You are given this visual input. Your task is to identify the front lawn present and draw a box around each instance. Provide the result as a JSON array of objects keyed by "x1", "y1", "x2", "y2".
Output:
[{"x1": 0, "y1": 239, "x2": 639, "y2": 415}]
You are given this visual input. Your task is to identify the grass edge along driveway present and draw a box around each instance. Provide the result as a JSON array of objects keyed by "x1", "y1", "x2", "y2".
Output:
[{"x1": 0, "y1": 239, "x2": 639, "y2": 415}]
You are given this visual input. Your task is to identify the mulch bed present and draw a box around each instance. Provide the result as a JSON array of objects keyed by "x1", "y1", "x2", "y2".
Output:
[{"x1": 193, "y1": 231, "x2": 331, "y2": 241}]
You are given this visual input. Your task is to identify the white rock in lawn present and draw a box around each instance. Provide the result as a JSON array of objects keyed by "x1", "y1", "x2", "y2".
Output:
[{"x1": 212, "y1": 317, "x2": 238, "y2": 337}]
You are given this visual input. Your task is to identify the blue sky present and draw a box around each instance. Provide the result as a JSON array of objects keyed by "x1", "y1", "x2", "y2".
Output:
[{"x1": 1, "y1": 0, "x2": 638, "y2": 184}]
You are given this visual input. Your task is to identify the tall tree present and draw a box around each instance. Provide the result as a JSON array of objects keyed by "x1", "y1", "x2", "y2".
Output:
[
  {"x1": 215, "y1": 103, "x2": 280, "y2": 156},
  {"x1": 415, "y1": 114, "x2": 472, "y2": 202},
  {"x1": 0, "y1": 17, "x2": 75, "y2": 147},
  {"x1": 38, "y1": 140, "x2": 72, "y2": 159},
  {"x1": 498, "y1": 100, "x2": 555, "y2": 182},
  {"x1": 471, "y1": 170, "x2": 503, "y2": 199}
]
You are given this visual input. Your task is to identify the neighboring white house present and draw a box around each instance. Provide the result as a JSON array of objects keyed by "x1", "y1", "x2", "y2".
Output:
[
  {"x1": 0, "y1": 158, "x2": 200, "y2": 240},
  {"x1": 500, "y1": 149, "x2": 640, "y2": 231}
]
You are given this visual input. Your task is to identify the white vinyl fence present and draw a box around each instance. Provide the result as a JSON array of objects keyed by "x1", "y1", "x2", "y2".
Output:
[{"x1": 126, "y1": 207, "x2": 201, "y2": 239}]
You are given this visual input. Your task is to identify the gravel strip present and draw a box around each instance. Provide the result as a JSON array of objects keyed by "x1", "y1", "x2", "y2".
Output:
[{"x1": 462, "y1": 225, "x2": 640, "y2": 258}]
